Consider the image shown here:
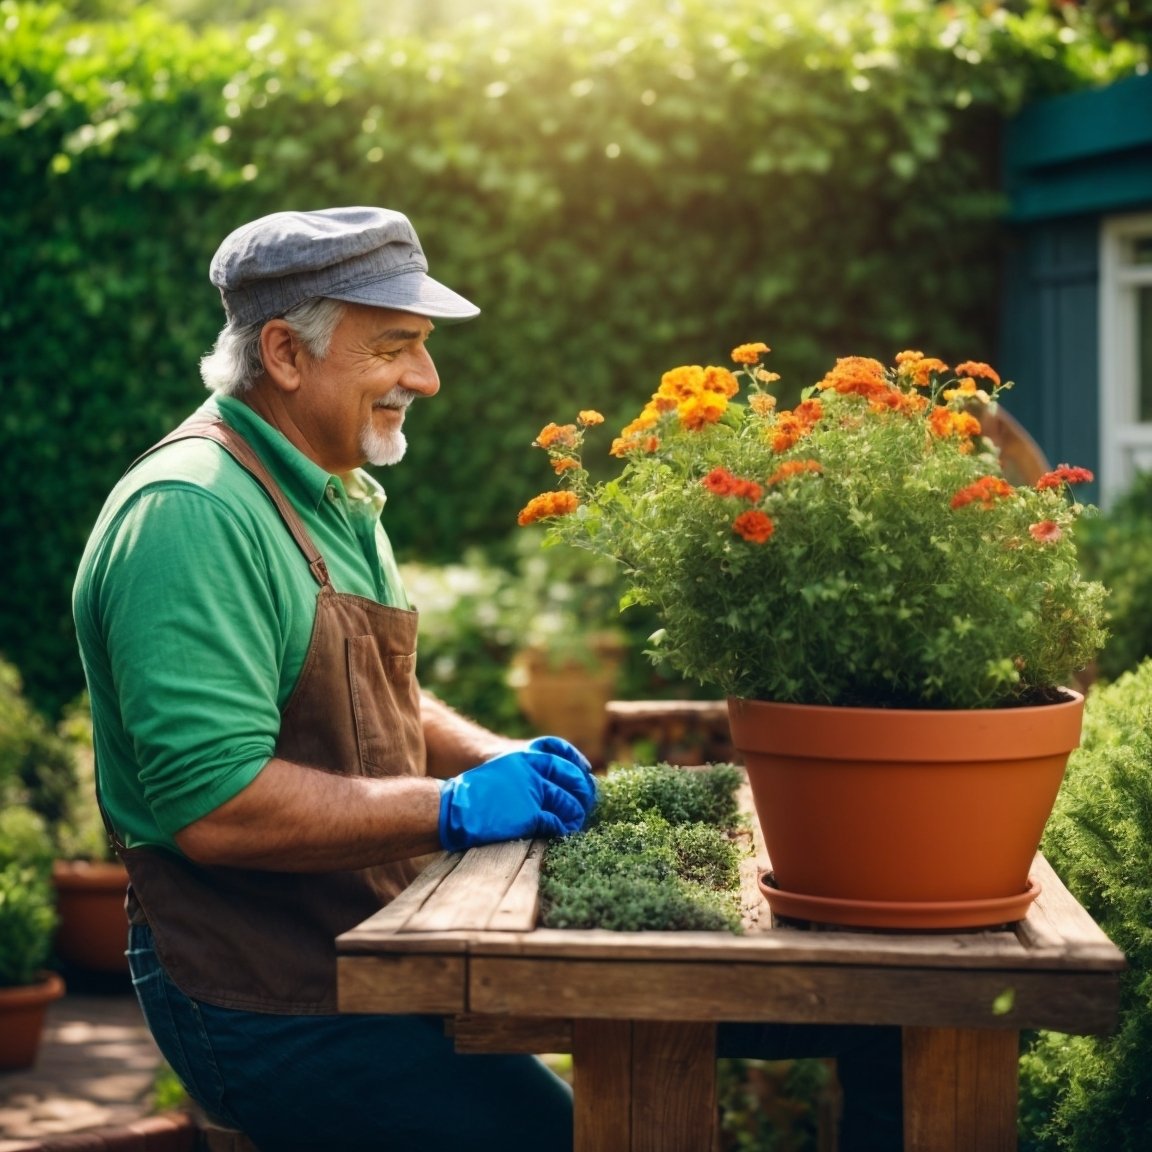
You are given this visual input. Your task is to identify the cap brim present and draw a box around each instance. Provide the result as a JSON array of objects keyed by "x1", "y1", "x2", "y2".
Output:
[{"x1": 328, "y1": 270, "x2": 480, "y2": 324}]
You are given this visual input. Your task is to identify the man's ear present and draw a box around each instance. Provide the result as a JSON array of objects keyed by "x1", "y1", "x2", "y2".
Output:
[{"x1": 259, "y1": 320, "x2": 304, "y2": 393}]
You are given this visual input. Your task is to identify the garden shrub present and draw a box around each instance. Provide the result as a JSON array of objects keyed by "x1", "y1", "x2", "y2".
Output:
[
  {"x1": 1, "y1": 0, "x2": 1144, "y2": 715},
  {"x1": 1018, "y1": 662, "x2": 1152, "y2": 1150},
  {"x1": 539, "y1": 762, "x2": 745, "y2": 932},
  {"x1": 1075, "y1": 469, "x2": 1152, "y2": 682}
]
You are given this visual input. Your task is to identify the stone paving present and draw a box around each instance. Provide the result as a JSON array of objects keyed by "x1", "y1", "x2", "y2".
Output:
[{"x1": 0, "y1": 976, "x2": 164, "y2": 1151}]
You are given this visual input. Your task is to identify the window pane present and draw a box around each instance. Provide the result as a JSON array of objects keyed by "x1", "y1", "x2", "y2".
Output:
[{"x1": 1140, "y1": 285, "x2": 1152, "y2": 422}]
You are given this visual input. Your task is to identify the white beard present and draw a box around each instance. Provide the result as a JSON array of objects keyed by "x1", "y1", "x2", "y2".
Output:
[{"x1": 361, "y1": 423, "x2": 407, "y2": 466}]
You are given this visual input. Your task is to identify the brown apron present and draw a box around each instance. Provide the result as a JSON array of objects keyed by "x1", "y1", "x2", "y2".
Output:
[{"x1": 109, "y1": 414, "x2": 424, "y2": 1014}]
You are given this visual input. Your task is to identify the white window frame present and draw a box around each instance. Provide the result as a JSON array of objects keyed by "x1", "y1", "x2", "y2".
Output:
[{"x1": 1099, "y1": 211, "x2": 1152, "y2": 506}]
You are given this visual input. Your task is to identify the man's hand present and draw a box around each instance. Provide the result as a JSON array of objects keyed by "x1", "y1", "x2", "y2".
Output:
[{"x1": 438, "y1": 746, "x2": 598, "y2": 851}]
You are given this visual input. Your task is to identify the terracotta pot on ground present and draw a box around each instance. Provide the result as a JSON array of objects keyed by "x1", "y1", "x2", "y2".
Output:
[
  {"x1": 0, "y1": 970, "x2": 65, "y2": 1071},
  {"x1": 728, "y1": 689, "x2": 1085, "y2": 930},
  {"x1": 51, "y1": 859, "x2": 130, "y2": 975}
]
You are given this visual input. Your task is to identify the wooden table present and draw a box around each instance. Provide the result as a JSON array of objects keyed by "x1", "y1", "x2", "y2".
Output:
[{"x1": 337, "y1": 787, "x2": 1125, "y2": 1152}]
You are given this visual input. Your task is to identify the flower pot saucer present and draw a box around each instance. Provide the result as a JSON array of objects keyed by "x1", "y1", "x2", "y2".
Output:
[{"x1": 757, "y1": 871, "x2": 1040, "y2": 930}]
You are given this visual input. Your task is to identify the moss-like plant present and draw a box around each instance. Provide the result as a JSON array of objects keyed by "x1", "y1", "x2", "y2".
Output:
[
  {"x1": 1018, "y1": 662, "x2": 1152, "y2": 1150},
  {"x1": 540, "y1": 763, "x2": 746, "y2": 932}
]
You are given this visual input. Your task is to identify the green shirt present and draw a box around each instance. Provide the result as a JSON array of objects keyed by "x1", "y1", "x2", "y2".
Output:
[{"x1": 72, "y1": 394, "x2": 411, "y2": 851}]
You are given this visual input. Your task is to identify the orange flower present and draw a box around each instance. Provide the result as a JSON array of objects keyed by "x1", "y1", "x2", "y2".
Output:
[
  {"x1": 794, "y1": 398, "x2": 824, "y2": 427},
  {"x1": 534, "y1": 422, "x2": 578, "y2": 449},
  {"x1": 731, "y1": 509, "x2": 775, "y2": 544},
  {"x1": 953, "y1": 361, "x2": 1001, "y2": 388},
  {"x1": 657, "y1": 365, "x2": 705, "y2": 402},
  {"x1": 610, "y1": 433, "x2": 660, "y2": 457},
  {"x1": 1036, "y1": 465, "x2": 1094, "y2": 491},
  {"x1": 731, "y1": 342, "x2": 771, "y2": 365},
  {"x1": 702, "y1": 365, "x2": 740, "y2": 398},
  {"x1": 577, "y1": 410, "x2": 604, "y2": 426},
  {"x1": 517, "y1": 491, "x2": 580, "y2": 526},
  {"x1": 766, "y1": 460, "x2": 822, "y2": 486},
  {"x1": 551, "y1": 456, "x2": 580, "y2": 474},
  {"x1": 749, "y1": 392, "x2": 778, "y2": 416},
  {"x1": 771, "y1": 412, "x2": 806, "y2": 453},
  {"x1": 818, "y1": 356, "x2": 889, "y2": 399},
  {"x1": 929, "y1": 407, "x2": 982, "y2": 440},
  {"x1": 1029, "y1": 520, "x2": 1063, "y2": 543},
  {"x1": 702, "y1": 467, "x2": 738, "y2": 496},
  {"x1": 950, "y1": 475, "x2": 1014, "y2": 510}
]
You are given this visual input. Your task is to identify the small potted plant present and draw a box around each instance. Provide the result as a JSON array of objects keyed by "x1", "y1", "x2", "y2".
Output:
[
  {"x1": 50, "y1": 694, "x2": 131, "y2": 977},
  {"x1": 0, "y1": 804, "x2": 64, "y2": 1070},
  {"x1": 519, "y1": 345, "x2": 1108, "y2": 928}
]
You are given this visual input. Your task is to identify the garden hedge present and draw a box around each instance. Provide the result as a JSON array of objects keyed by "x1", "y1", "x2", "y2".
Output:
[{"x1": 0, "y1": 0, "x2": 1143, "y2": 714}]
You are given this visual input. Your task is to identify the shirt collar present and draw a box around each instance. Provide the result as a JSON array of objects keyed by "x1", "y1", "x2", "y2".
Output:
[{"x1": 207, "y1": 394, "x2": 386, "y2": 514}]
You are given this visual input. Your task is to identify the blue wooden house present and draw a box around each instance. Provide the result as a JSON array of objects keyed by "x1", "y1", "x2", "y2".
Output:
[{"x1": 1000, "y1": 70, "x2": 1152, "y2": 506}]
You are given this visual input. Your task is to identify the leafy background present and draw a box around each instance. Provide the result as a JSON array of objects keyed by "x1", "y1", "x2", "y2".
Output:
[{"x1": 0, "y1": 0, "x2": 1145, "y2": 718}]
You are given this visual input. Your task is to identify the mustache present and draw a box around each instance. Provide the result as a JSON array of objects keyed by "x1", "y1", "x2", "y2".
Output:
[{"x1": 375, "y1": 388, "x2": 420, "y2": 411}]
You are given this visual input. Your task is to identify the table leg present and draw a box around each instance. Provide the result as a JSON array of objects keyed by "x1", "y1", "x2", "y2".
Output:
[
  {"x1": 572, "y1": 1019, "x2": 717, "y2": 1152},
  {"x1": 903, "y1": 1027, "x2": 1019, "y2": 1152}
]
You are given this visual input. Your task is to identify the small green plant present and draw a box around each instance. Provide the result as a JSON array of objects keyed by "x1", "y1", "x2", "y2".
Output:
[
  {"x1": 539, "y1": 763, "x2": 746, "y2": 932},
  {"x1": 0, "y1": 864, "x2": 57, "y2": 987},
  {"x1": 1018, "y1": 661, "x2": 1152, "y2": 1150}
]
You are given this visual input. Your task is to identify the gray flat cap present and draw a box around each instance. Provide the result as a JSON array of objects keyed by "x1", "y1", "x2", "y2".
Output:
[{"x1": 209, "y1": 206, "x2": 480, "y2": 327}]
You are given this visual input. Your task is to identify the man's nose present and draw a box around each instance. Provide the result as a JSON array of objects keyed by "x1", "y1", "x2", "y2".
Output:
[{"x1": 403, "y1": 346, "x2": 440, "y2": 396}]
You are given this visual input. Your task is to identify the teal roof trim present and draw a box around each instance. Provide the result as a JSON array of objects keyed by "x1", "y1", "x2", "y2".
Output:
[{"x1": 1004, "y1": 72, "x2": 1152, "y2": 223}]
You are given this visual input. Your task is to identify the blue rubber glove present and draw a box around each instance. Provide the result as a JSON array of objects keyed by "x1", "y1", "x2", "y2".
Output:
[
  {"x1": 527, "y1": 735, "x2": 593, "y2": 777},
  {"x1": 438, "y1": 748, "x2": 597, "y2": 852}
]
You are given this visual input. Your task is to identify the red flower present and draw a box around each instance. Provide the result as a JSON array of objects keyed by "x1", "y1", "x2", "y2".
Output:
[
  {"x1": 731, "y1": 510, "x2": 775, "y2": 544},
  {"x1": 1036, "y1": 465, "x2": 1094, "y2": 491}
]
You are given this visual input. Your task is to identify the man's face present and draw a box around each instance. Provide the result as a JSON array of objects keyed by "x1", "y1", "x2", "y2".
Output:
[{"x1": 293, "y1": 303, "x2": 440, "y2": 474}]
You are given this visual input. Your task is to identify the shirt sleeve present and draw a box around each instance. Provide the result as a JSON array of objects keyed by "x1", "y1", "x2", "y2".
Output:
[{"x1": 95, "y1": 483, "x2": 284, "y2": 836}]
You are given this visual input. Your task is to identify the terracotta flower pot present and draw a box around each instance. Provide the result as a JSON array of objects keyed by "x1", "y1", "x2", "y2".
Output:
[
  {"x1": 0, "y1": 970, "x2": 65, "y2": 1071},
  {"x1": 728, "y1": 690, "x2": 1085, "y2": 929},
  {"x1": 51, "y1": 859, "x2": 130, "y2": 975}
]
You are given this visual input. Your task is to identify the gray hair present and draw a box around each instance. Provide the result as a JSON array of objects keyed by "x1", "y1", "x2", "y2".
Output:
[{"x1": 199, "y1": 297, "x2": 347, "y2": 396}]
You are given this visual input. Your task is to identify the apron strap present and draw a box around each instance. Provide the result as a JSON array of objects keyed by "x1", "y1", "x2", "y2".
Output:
[{"x1": 132, "y1": 413, "x2": 332, "y2": 589}]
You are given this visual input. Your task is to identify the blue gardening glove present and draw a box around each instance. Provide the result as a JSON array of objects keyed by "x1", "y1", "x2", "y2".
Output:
[
  {"x1": 438, "y1": 749, "x2": 597, "y2": 852},
  {"x1": 527, "y1": 735, "x2": 593, "y2": 777}
]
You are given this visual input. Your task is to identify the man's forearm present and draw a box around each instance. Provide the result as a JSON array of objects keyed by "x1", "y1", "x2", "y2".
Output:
[
  {"x1": 173, "y1": 757, "x2": 443, "y2": 870},
  {"x1": 420, "y1": 690, "x2": 522, "y2": 779}
]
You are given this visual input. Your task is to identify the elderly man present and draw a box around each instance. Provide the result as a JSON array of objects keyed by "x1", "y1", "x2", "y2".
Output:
[{"x1": 73, "y1": 207, "x2": 595, "y2": 1151}]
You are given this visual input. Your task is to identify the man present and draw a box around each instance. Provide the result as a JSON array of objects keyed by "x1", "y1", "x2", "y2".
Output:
[{"x1": 73, "y1": 206, "x2": 595, "y2": 1151}]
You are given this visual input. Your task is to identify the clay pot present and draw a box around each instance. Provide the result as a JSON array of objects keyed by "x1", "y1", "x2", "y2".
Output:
[
  {"x1": 728, "y1": 690, "x2": 1084, "y2": 929},
  {"x1": 0, "y1": 970, "x2": 65, "y2": 1071},
  {"x1": 52, "y1": 859, "x2": 130, "y2": 974}
]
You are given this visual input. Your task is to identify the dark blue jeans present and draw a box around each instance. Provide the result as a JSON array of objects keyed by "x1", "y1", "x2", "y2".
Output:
[{"x1": 129, "y1": 923, "x2": 901, "y2": 1151}]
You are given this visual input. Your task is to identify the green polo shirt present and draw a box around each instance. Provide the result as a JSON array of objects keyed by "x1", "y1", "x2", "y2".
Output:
[{"x1": 72, "y1": 394, "x2": 411, "y2": 852}]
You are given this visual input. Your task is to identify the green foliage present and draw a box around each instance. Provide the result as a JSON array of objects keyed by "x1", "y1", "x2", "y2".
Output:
[
  {"x1": 0, "y1": 796, "x2": 57, "y2": 990},
  {"x1": 536, "y1": 355, "x2": 1107, "y2": 708},
  {"x1": 1018, "y1": 663, "x2": 1152, "y2": 1150},
  {"x1": 0, "y1": 656, "x2": 78, "y2": 829},
  {"x1": 0, "y1": 863, "x2": 58, "y2": 986},
  {"x1": 0, "y1": 0, "x2": 1144, "y2": 715},
  {"x1": 1075, "y1": 470, "x2": 1152, "y2": 682},
  {"x1": 590, "y1": 761, "x2": 744, "y2": 828},
  {"x1": 540, "y1": 762, "x2": 745, "y2": 932},
  {"x1": 718, "y1": 1056, "x2": 835, "y2": 1152}
]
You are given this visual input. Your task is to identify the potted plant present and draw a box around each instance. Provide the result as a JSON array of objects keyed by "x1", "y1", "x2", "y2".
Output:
[
  {"x1": 50, "y1": 694, "x2": 131, "y2": 977},
  {"x1": 0, "y1": 804, "x2": 64, "y2": 1070},
  {"x1": 518, "y1": 345, "x2": 1108, "y2": 928}
]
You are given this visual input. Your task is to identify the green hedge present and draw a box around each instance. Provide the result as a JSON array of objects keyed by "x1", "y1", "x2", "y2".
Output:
[
  {"x1": 1019, "y1": 663, "x2": 1152, "y2": 1150},
  {"x1": 0, "y1": 0, "x2": 1143, "y2": 713}
]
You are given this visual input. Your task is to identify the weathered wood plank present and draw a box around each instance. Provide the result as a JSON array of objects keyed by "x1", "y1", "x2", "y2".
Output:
[
  {"x1": 404, "y1": 838, "x2": 532, "y2": 933},
  {"x1": 1017, "y1": 854, "x2": 1127, "y2": 964},
  {"x1": 631, "y1": 1021, "x2": 718, "y2": 1152},
  {"x1": 337, "y1": 954, "x2": 465, "y2": 1013},
  {"x1": 470, "y1": 925, "x2": 1034, "y2": 968},
  {"x1": 450, "y1": 1013, "x2": 573, "y2": 1054},
  {"x1": 903, "y1": 1027, "x2": 1018, "y2": 1152},
  {"x1": 470, "y1": 957, "x2": 1121, "y2": 1033},
  {"x1": 336, "y1": 850, "x2": 460, "y2": 946},
  {"x1": 574, "y1": 1020, "x2": 632, "y2": 1152},
  {"x1": 487, "y1": 838, "x2": 545, "y2": 931}
]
